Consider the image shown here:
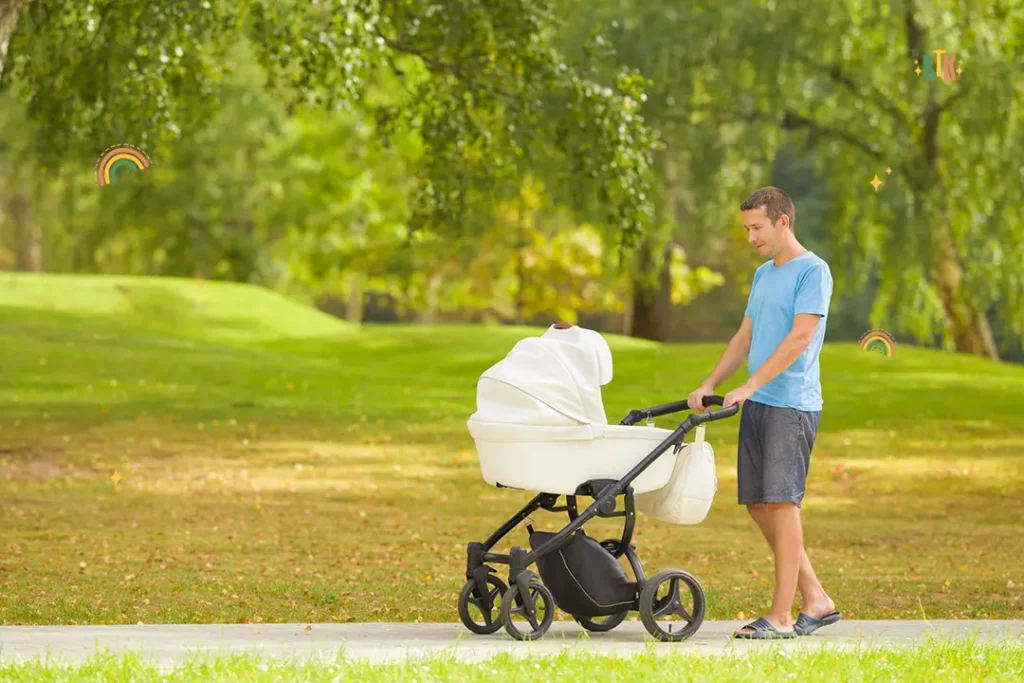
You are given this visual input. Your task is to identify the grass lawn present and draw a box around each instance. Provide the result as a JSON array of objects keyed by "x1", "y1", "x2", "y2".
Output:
[
  {"x1": 2, "y1": 639, "x2": 1023, "y2": 682},
  {"x1": 0, "y1": 272, "x2": 1022, "y2": 626}
]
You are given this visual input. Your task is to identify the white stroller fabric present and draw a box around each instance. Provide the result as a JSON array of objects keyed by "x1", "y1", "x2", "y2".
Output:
[
  {"x1": 473, "y1": 326, "x2": 609, "y2": 435},
  {"x1": 467, "y1": 324, "x2": 718, "y2": 517}
]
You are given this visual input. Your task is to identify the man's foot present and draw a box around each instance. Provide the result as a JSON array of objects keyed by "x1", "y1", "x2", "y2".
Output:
[
  {"x1": 733, "y1": 615, "x2": 796, "y2": 639},
  {"x1": 799, "y1": 595, "x2": 836, "y2": 620},
  {"x1": 794, "y1": 610, "x2": 842, "y2": 636}
]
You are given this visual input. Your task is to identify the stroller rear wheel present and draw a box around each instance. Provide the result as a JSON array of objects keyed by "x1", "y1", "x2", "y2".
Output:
[
  {"x1": 573, "y1": 610, "x2": 629, "y2": 632},
  {"x1": 458, "y1": 573, "x2": 508, "y2": 635},
  {"x1": 638, "y1": 569, "x2": 705, "y2": 642},
  {"x1": 500, "y1": 578, "x2": 555, "y2": 641}
]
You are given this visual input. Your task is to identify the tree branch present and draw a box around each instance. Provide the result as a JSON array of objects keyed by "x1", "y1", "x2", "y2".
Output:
[
  {"x1": 777, "y1": 107, "x2": 929, "y2": 193},
  {"x1": 374, "y1": 28, "x2": 514, "y2": 104},
  {"x1": 0, "y1": 0, "x2": 23, "y2": 88},
  {"x1": 904, "y1": 0, "x2": 926, "y2": 63},
  {"x1": 780, "y1": 109, "x2": 885, "y2": 160},
  {"x1": 792, "y1": 52, "x2": 913, "y2": 131},
  {"x1": 938, "y1": 80, "x2": 971, "y2": 112}
]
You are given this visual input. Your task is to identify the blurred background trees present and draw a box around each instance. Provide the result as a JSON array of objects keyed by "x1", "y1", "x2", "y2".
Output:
[{"x1": 0, "y1": 0, "x2": 1021, "y2": 362}]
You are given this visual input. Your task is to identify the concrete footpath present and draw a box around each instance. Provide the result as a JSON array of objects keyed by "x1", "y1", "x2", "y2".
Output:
[{"x1": 1, "y1": 621, "x2": 1022, "y2": 666}]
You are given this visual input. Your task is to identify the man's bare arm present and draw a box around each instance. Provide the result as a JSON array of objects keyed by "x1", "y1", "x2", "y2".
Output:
[{"x1": 744, "y1": 314, "x2": 819, "y2": 392}]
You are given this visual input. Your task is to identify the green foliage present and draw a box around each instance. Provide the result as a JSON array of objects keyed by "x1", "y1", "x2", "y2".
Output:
[
  {"x1": 3, "y1": 0, "x2": 659, "y2": 246},
  {"x1": 718, "y1": 1, "x2": 1024, "y2": 348},
  {"x1": 563, "y1": 0, "x2": 1023, "y2": 353},
  {"x1": 3, "y1": 0, "x2": 1023, "y2": 353}
]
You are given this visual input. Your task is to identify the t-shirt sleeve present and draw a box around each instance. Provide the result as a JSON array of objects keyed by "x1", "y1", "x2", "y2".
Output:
[{"x1": 795, "y1": 262, "x2": 833, "y2": 318}]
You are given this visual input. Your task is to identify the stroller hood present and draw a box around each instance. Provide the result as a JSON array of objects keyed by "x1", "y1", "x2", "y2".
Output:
[{"x1": 469, "y1": 324, "x2": 613, "y2": 429}]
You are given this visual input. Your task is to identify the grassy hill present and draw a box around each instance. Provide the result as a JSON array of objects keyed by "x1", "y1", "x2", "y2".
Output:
[{"x1": 0, "y1": 272, "x2": 1022, "y2": 625}]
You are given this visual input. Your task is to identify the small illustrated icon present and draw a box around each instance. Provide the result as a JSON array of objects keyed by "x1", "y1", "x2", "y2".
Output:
[
  {"x1": 859, "y1": 328, "x2": 897, "y2": 358},
  {"x1": 870, "y1": 174, "x2": 883, "y2": 192},
  {"x1": 914, "y1": 50, "x2": 963, "y2": 84},
  {"x1": 96, "y1": 145, "x2": 152, "y2": 186}
]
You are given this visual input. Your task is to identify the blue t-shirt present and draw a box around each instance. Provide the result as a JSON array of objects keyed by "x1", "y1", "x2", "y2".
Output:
[{"x1": 744, "y1": 252, "x2": 833, "y2": 411}]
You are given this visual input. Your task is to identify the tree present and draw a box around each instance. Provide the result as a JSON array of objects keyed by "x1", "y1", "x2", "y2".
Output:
[
  {"x1": 0, "y1": 0, "x2": 659, "y2": 254},
  {"x1": 563, "y1": 1, "x2": 1023, "y2": 357},
  {"x1": 710, "y1": 0, "x2": 1024, "y2": 358},
  {"x1": 0, "y1": 90, "x2": 45, "y2": 271},
  {"x1": 558, "y1": 1, "x2": 772, "y2": 340},
  {"x1": 0, "y1": 1, "x2": 17, "y2": 84}
]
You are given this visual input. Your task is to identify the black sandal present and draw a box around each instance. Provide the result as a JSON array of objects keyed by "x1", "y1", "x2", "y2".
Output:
[
  {"x1": 733, "y1": 616, "x2": 798, "y2": 639},
  {"x1": 794, "y1": 610, "x2": 843, "y2": 635}
]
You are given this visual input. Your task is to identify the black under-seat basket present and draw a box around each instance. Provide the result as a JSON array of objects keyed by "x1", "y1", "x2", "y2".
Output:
[{"x1": 528, "y1": 529, "x2": 637, "y2": 617}]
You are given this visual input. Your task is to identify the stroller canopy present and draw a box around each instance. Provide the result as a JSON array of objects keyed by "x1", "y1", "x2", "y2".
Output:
[{"x1": 471, "y1": 325, "x2": 613, "y2": 429}]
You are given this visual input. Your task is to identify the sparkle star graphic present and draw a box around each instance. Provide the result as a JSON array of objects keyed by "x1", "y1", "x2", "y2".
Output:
[
  {"x1": 870, "y1": 175, "x2": 883, "y2": 192},
  {"x1": 914, "y1": 60, "x2": 922, "y2": 76},
  {"x1": 956, "y1": 63, "x2": 963, "y2": 76},
  {"x1": 886, "y1": 168, "x2": 892, "y2": 175},
  {"x1": 110, "y1": 470, "x2": 122, "y2": 488}
]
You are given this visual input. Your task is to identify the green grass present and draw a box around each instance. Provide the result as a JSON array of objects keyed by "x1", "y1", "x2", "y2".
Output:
[
  {"x1": 2, "y1": 639, "x2": 1023, "y2": 682},
  {"x1": 1, "y1": 271, "x2": 1022, "y2": 625}
]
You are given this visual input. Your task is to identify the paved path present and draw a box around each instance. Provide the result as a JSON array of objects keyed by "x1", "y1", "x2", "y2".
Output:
[{"x1": 1, "y1": 621, "x2": 1021, "y2": 666}]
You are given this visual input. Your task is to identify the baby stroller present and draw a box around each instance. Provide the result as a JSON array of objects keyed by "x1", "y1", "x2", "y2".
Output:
[{"x1": 458, "y1": 324, "x2": 739, "y2": 641}]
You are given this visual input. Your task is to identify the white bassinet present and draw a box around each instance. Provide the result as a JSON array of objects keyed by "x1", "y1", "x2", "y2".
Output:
[{"x1": 467, "y1": 325, "x2": 717, "y2": 524}]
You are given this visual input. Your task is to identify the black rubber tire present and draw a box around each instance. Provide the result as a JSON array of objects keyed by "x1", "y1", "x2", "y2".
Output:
[
  {"x1": 574, "y1": 610, "x2": 630, "y2": 633},
  {"x1": 500, "y1": 578, "x2": 555, "y2": 641},
  {"x1": 638, "y1": 569, "x2": 705, "y2": 642},
  {"x1": 457, "y1": 573, "x2": 508, "y2": 635}
]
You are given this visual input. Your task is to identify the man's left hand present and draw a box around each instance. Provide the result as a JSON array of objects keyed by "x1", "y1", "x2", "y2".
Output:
[{"x1": 723, "y1": 383, "x2": 755, "y2": 408}]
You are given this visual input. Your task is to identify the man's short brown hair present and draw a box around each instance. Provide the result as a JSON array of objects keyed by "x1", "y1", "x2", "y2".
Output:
[{"x1": 740, "y1": 186, "x2": 795, "y2": 228}]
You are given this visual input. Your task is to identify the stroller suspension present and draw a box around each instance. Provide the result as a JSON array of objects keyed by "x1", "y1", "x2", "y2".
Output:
[{"x1": 458, "y1": 482, "x2": 704, "y2": 642}]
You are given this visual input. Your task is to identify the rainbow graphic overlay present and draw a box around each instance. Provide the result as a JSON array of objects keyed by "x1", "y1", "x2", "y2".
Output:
[
  {"x1": 95, "y1": 145, "x2": 151, "y2": 186},
  {"x1": 859, "y1": 328, "x2": 897, "y2": 358}
]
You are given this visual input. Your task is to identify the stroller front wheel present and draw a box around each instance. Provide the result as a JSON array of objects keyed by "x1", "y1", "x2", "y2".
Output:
[
  {"x1": 500, "y1": 578, "x2": 555, "y2": 641},
  {"x1": 458, "y1": 574, "x2": 508, "y2": 635},
  {"x1": 638, "y1": 569, "x2": 706, "y2": 642}
]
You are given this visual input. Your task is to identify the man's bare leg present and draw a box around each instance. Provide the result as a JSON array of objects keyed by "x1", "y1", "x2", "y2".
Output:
[
  {"x1": 734, "y1": 502, "x2": 800, "y2": 634},
  {"x1": 747, "y1": 504, "x2": 835, "y2": 619},
  {"x1": 762, "y1": 503, "x2": 802, "y2": 629}
]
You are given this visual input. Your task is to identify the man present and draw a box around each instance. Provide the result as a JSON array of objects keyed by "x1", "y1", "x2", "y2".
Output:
[{"x1": 687, "y1": 186, "x2": 840, "y2": 639}]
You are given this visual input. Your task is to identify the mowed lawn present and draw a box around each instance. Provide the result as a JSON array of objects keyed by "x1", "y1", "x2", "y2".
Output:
[{"x1": 1, "y1": 272, "x2": 1022, "y2": 626}]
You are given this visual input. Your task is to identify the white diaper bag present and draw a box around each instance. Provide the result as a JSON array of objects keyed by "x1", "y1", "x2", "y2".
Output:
[{"x1": 634, "y1": 425, "x2": 717, "y2": 525}]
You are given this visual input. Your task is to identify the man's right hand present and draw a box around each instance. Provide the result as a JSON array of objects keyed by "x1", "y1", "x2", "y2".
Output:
[{"x1": 687, "y1": 383, "x2": 715, "y2": 412}]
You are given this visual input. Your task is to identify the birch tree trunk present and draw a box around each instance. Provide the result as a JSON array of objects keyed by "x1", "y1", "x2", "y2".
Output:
[{"x1": 0, "y1": 0, "x2": 20, "y2": 87}]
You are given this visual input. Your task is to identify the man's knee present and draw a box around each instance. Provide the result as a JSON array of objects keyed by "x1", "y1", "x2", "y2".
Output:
[
  {"x1": 746, "y1": 503, "x2": 766, "y2": 521},
  {"x1": 761, "y1": 501, "x2": 801, "y2": 518}
]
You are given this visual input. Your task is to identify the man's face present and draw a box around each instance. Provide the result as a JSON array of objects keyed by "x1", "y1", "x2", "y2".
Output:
[{"x1": 743, "y1": 207, "x2": 788, "y2": 258}]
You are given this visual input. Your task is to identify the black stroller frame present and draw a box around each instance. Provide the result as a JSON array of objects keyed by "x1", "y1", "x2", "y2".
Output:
[{"x1": 458, "y1": 395, "x2": 739, "y2": 641}]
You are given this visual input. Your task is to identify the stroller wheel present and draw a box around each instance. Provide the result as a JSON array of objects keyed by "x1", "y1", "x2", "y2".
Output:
[
  {"x1": 458, "y1": 573, "x2": 508, "y2": 635},
  {"x1": 500, "y1": 578, "x2": 555, "y2": 641},
  {"x1": 574, "y1": 610, "x2": 629, "y2": 633},
  {"x1": 638, "y1": 569, "x2": 706, "y2": 642}
]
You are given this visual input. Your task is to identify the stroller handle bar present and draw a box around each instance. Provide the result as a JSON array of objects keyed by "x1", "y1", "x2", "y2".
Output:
[{"x1": 620, "y1": 395, "x2": 739, "y2": 426}]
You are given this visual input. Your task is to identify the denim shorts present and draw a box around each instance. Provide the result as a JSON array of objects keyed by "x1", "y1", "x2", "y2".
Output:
[{"x1": 737, "y1": 400, "x2": 821, "y2": 507}]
